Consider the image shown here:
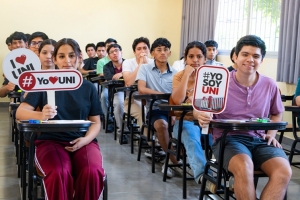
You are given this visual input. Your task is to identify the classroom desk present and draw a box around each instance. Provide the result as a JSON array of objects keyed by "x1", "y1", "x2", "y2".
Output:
[
  {"x1": 199, "y1": 119, "x2": 287, "y2": 198},
  {"x1": 17, "y1": 120, "x2": 91, "y2": 200},
  {"x1": 7, "y1": 91, "x2": 21, "y2": 103},
  {"x1": 284, "y1": 106, "x2": 300, "y2": 167},
  {"x1": 133, "y1": 93, "x2": 171, "y2": 173},
  {"x1": 90, "y1": 76, "x2": 105, "y2": 94},
  {"x1": 133, "y1": 93, "x2": 172, "y2": 138},
  {"x1": 101, "y1": 80, "x2": 124, "y2": 133},
  {"x1": 133, "y1": 93, "x2": 171, "y2": 140}
]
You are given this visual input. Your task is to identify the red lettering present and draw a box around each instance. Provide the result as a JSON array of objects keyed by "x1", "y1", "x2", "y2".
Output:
[{"x1": 202, "y1": 86, "x2": 219, "y2": 95}]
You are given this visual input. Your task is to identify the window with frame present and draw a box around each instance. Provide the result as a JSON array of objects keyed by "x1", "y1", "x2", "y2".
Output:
[{"x1": 215, "y1": 0, "x2": 281, "y2": 53}]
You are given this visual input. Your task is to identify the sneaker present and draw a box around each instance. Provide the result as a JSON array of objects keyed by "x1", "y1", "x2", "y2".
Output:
[
  {"x1": 228, "y1": 176, "x2": 234, "y2": 191},
  {"x1": 199, "y1": 175, "x2": 217, "y2": 193},
  {"x1": 106, "y1": 123, "x2": 114, "y2": 133},
  {"x1": 144, "y1": 149, "x2": 152, "y2": 157},
  {"x1": 144, "y1": 148, "x2": 165, "y2": 158},
  {"x1": 119, "y1": 134, "x2": 128, "y2": 144},
  {"x1": 162, "y1": 163, "x2": 174, "y2": 178}
]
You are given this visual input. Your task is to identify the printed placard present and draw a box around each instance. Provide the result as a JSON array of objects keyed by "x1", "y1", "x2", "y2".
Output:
[
  {"x1": 193, "y1": 65, "x2": 229, "y2": 114},
  {"x1": 2, "y1": 48, "x2": 41, "y2": 84},
  {"x1": 18, "y1": 70, "x2": 83, "y2": 92}
]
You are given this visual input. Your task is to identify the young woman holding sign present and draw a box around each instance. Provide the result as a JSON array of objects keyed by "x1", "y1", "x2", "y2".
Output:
[
  {"x1": 170, "y1": 41, "x2": 212, "y2": 184},
  {"x1": 16, "y1": 38, "x2": 105, "y2": 200}
]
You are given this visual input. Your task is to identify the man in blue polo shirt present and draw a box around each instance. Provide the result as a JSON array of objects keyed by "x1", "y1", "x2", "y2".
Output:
[{"x1": 136, "y1": 38, "x2": 179, "y2": 178}]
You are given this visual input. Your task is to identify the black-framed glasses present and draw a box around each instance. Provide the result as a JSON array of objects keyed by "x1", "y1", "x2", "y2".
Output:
[
  {"x1": 108, "y1": 48, "x2": 120, "y2": 55},
  {"x1": 30, "y1": 41, "x2": 43, "y2": 47}
]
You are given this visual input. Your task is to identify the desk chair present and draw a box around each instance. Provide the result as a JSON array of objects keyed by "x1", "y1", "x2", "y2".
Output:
[
  {"x1": 163, "y1": 110, "x2": 193, "y2": 199},
  {"x1": 117, "y1": 85, "x2": 140, "y2": 153},
  {"x1": 90, "y1": 75, "x2": 106, "y2": 129},
  {"x1": 285, "y1": 105, "x2": 300, "y2": 168},
  {"x1": 101, "y1": 80, "x2": 124, "y2": 134},
  {"x1": 278, "y1": 95, "x2": 296, "y2": 155},
  {"x1": 135, "y1": 94, "x2": 171, "y2": 173},
  {"x1": 161, "y1": 106, "x2": 212, "y2": 199},
  {"x1": 199, "y1": 121, "x2": 288, "y2": 200}
]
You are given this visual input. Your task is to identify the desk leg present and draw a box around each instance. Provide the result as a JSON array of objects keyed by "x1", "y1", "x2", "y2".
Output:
[
  {"x1": 21, "y1": 132, "x2": 27, "y2": 200},
  {"x1": 18, "y1": 129, "x2": 23, "y2": 178},
  {"x1": 28, "y1": 132, "x2": 36, "y2": 200}
]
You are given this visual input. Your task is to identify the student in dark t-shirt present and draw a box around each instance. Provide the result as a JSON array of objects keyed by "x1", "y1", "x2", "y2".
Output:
[
  {"x1": 80, "y1": 43, "x2": 97, "y2": 75},
  {"x1": 16, "y1": 38, "x2": 104, "y2": 200}
]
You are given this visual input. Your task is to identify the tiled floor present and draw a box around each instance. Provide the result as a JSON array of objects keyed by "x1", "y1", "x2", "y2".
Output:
[{"x1": 0, "y1": 104, "x2": 300, "y2": 199}]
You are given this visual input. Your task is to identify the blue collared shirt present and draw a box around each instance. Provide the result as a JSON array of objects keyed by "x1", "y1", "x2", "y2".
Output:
[
  {"x1": 205, "y1": 59, "x2": 224, "y2": 66},
  {"x1": 136, "y1": 61, "x2": 177, "y2": 109}
]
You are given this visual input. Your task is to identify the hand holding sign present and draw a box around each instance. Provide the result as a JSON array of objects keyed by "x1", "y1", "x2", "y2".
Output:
[{"x1": 193, "y1": 66, "x2": 229, "y2": 133}]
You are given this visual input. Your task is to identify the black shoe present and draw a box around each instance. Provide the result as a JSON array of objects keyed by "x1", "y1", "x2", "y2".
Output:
[
  {"x1": 106, "y1": 123, "x2": 114, "y2": 133},
  {"x1": 120, "y1": 134, "x2": 128, "y2": 144},
  {"x1": 141, "y1": 138, "x2": 149, "y2": 147}
]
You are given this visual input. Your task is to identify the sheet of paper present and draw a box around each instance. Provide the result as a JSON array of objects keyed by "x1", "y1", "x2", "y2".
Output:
[{"x1": 42, "y1": 120, "x2": 92, "y2": 124}]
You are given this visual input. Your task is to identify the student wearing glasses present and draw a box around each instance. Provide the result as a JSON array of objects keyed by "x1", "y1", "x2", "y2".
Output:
[
  {"x1": 103, "y1": 44, "x2": 127, "y2": 142},
  {"x1": 28, "y1": 31, "x2": 49, "y2": 56}
]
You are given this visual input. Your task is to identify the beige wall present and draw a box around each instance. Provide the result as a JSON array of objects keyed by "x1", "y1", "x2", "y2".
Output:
[{"x1": 0, "y1": 0, "x2": 183, "y2": 102}]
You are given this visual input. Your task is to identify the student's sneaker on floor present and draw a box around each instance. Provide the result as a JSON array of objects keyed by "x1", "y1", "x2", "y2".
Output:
[
  {"x1": 106, "y1": 123, "x2": 114, "y2": 133},
  {"x1": 199, "y1": 174, "x2": 217, "y2": 194},
  {"x1": 144, "y1": 148, "x2": 165, "y2": 158},
  {"x1": 162, "y1": 163, "x2": 175, "y2": 178},
  {"x1": 228, "y1": 176, "x2": 234, "y2": 191}
]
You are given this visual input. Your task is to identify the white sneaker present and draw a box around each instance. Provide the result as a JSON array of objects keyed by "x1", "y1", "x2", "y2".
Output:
[
  {"x1": 162, "y1": 163, "x2": 174, "y2": 178},
  {"x1": 199, "y1": 174, "x2": 217, "y2": 193},
  {"x1": 228, "y1": 176, "x2": 234, "y2": 191}
]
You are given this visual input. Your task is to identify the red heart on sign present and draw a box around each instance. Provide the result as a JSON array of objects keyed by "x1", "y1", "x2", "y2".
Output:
[
  {"x1": 15, "y1": 55, "x2": 26, "y2": 65},
  {"x1": 49, "y1": 76, "x2": 58, "y2": 84}
]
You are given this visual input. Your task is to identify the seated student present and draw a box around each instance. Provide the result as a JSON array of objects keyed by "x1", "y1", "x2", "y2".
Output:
[
  {"x1": 21, "y1": 39, "x2": 57, "y2": 101},
  {"x1": 227, "y1": 47, "x2": 237, "y2": 72},
  {"x1": 28, "y1": 31, "x2": 49, "y2": 56},
  {"x1": 122, "y1": 37, "x2": 153, "y2": 135},
  {"x1": 103, "y1": 44, "x2": 126, "y2": 140},
  {"x1": 84, "y1": 43, "x2": 96, "y2": 60},
  {"x1": 170, "y1": 41, "x2": 211, "y2": 184},
  {"x1": 98, "y1": 39, "x2": 117, "y2": 132},
  {"x1": 196, "y1": 35, "x2": 291, "y2": 199},
  {"x1": 16, "y1": 38, "x2": 105, "y2": 200},
  {"x1": 96, "y1": 38, "x2": 117, "y2": 75},
  {"x1": 0, "y1": 31, "x2": 27, "y2": 97},
  {"x1": 96, "y1": 42, "x2": 107, "y2": 59},
  {"x1": 204, "y1": 40, "x2": 223, "y2": 66},
  {"x1": 136, "y1": 37, "x2": 179, "y2": 177},
  {"x1": 38, "y1": 39, "x2": 57, "y2": 70},
  {"x1": 5, "y1": 36, "x2": 12, "y2": 51},
  {"x1": 80, "y1": 43, "x2": 98, "y2": 75}
]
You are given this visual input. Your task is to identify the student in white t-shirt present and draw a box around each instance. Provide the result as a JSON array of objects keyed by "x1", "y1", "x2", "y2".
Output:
[{"x1": 122, "y1": 37, "x2": 153, "y2": 131}]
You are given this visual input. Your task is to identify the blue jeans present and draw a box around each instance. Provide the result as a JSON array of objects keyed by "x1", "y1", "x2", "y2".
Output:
[{"x1": 173, "y1": 120, "x2": 212, "y2": 183}]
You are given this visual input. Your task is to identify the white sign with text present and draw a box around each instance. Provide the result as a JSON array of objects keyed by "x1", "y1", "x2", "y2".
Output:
[
  {"x1": 2, "y1": 48, "x2": 41, "y2": 84},
  {"x1": 18, "y1": 70, "x2": 83, "y2": 92}
]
